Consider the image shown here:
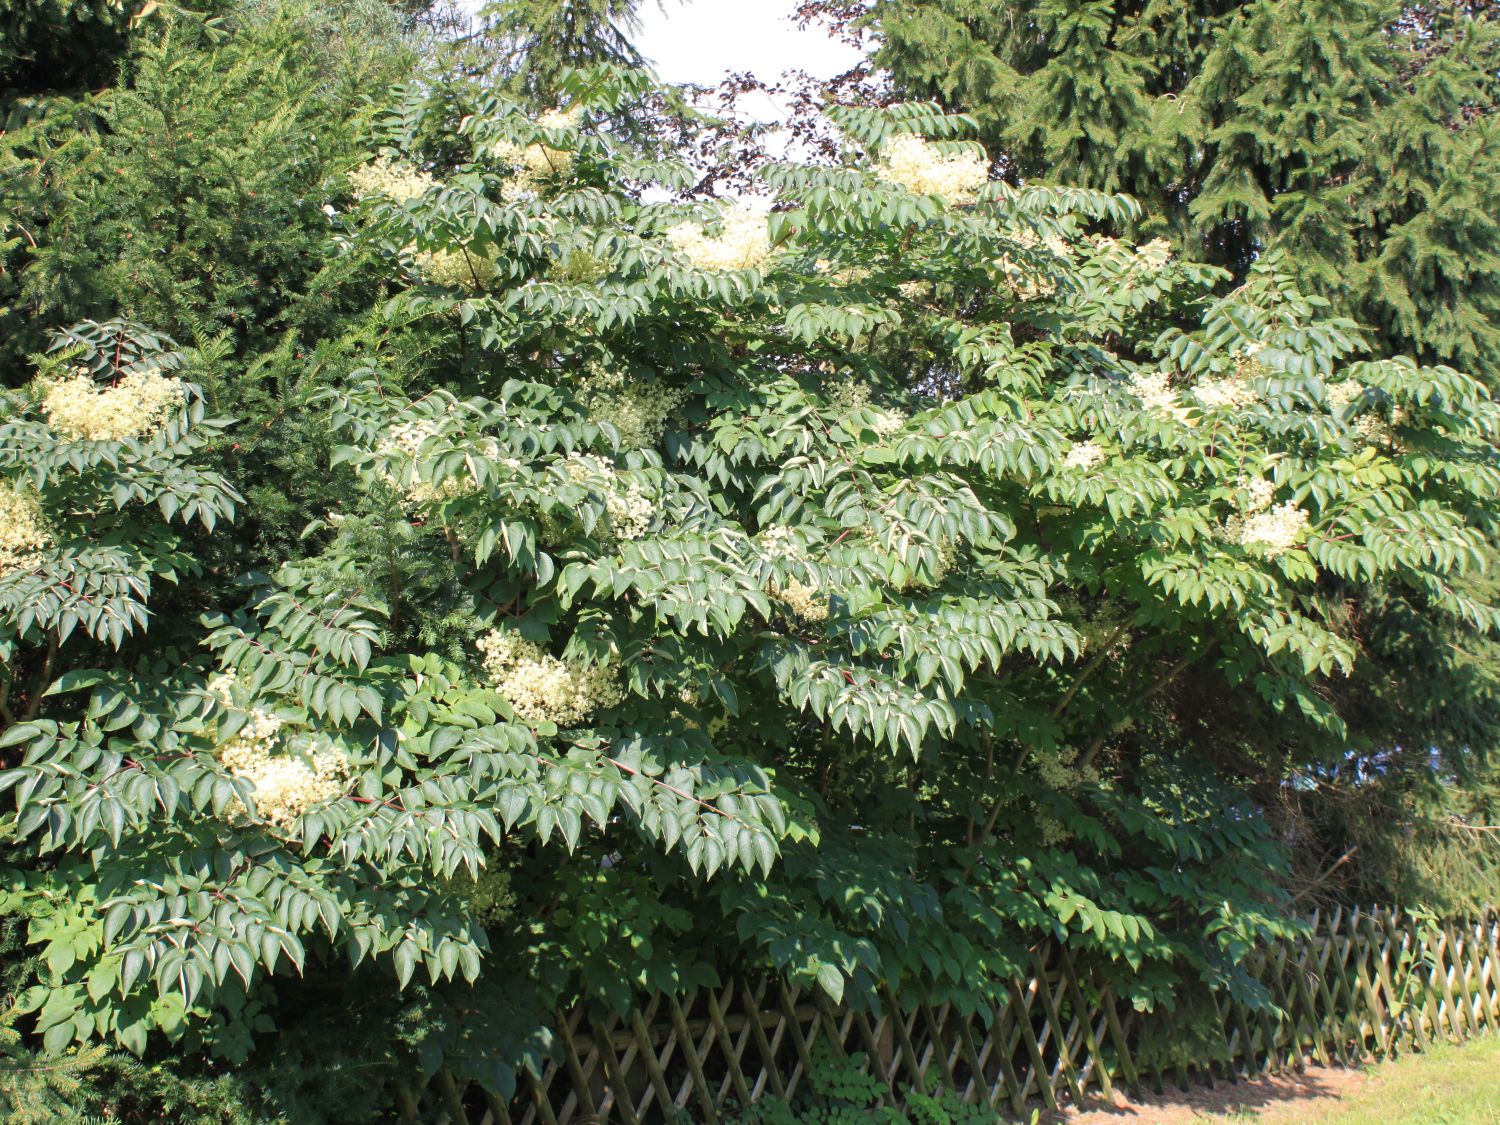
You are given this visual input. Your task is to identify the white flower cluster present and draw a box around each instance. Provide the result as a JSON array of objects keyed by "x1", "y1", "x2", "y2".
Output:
[
  {"x1": 824, "y1": 378, "x2": 905, "y2": 435},
  {"x1": 0, "y1": 484, "x2": 49, "y2": 574},
  {"x1": 377, "y1": 416, "x2": 438, "y2": 460},
  {"x1": 886, "y1": 532, "x2": 959, "y2": 590},
  {"x1": 415, "y1": 246, "x2": 499, "y2": 291},
  {"x1": 994, "y1": 259, "x2": 1056, "y2": 300},
  {"x1": 929, "y1": 537, "x2": 959, "y2": 585},
  {"x1": 206, "y1": 671, "x2": 237, "y2": 702},
  {"x1": 1326, "y1": 380, "x2": 1363, "y2": 410},
  {"x1": 992, "y1": 229, "x2": 1069, "y2": 300},
  {"x1": 477, "y1": 629, "x2": 623, "y2": 727},
  {"x1": 375, "y1": 418, "x2": 471, "y2": 504},
  {"x1": 1090, "y1": 235, "x2": 1174, "y2": 276},
  {"x1": 608, "y1": 483, "x2": 655, "y2": 540},
  {"x1": 489, "y1": 107, "x2": 582, "y2": 186},
  {"x1": 579, "y1": 368, "x2": 685, "y2": 449},
  {"x1": 551, "y1": 247, "x2": 608, "y2": 283},
  {"x1": 758, "y1": 524, "x2": 804, "y2": 561},
  {"x1": 537, "y1": 106, "x2": 582, "y2": 131},
  {"x1": 1134, "y1": 238, "x2": 1174, "y2": 270},
  {"x1": 1194, "y1": 374, "x2": 1260, "y2": 411},
  {"x1": 1005, "y1": 228, "x2": 1072, "y2": 258},
  {"x1": 41, "y1": 367, "x2": 185, "y2": 441},
  {"x1": 772, "y1": 576, "x2": 828, "y2": 623},
  {"x1": 490, "y1": 138, "x2": 574, "y2": 182},
  {"x1": 1061, "y1": 441, "x2": 1106, "y2": 470},
  {"x1": 212, "y1": 682, "x2": 349, "y2": 828},
  {"x1": 1033, "y1": 744, "x2": 1084, "y2": 792},
  {"x1": 1128, "y1": 371, "x2": 1193, "y2": 423},
  {"x1": 564, "y1": 453, "x2": 656, "y2": 540},
  {"x1": 665, "y1": 204, "x2": 774, "y2": 272},
  {"x1": 1355, "y1": 408, "x2": 1406, "y2": 450},
  {"x1": 1226, "y1": 501, "x2": 1309, "y2": 558},
  {"x1": 1238, "y1": 475, "x2": 1276, "y2": 513},
  {"x1": 1128, "y1": 372, "x2": 1176, "y2": 417},
  {"x1": 347, "y1": 154, "x2": 435, "y2": 202},
  {"x1": 223, "y1": 735, "x2": 349, "y2": 829},
  {"x1": 874, "y1": 134, "x2": 988, "y2": 203}
]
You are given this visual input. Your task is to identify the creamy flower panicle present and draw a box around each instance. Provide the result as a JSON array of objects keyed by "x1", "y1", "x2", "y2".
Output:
[
  {"x1": 1239, "y1": 475, "x2": 1277, "y2": 513},
  {"x1": 1128, "y1": 371, "x2": 1194, "y2": 424},
  {"x1": 1134, "y1": 238, "x2": 1174, "y2": 270},
  {"x1": 41, "y1": 367, "x2": 185, "y2": 442},
  {"x1": 477, "y1": 629, "x2": 623, "y2": 727},
  {"x1": 929, "y1": 538, "x2": 959, "y2": 586},
  {"x1": 1220, "y1": 471, "x2": 1309, "y2": 557},
  {"x1": 579, "y1": 368, "x2": 685, "y2": 449},
  {"x1": 415, "y1": 246, "x2": 499, "y2": 291},
  {"x1": 1354, "y1": 406, "x2": 1407, "y2": 450},
  {"x1": 489, "y1": 106, "x2": 583, "y2": 185},
  {"x1": 1327, "y1": 380, "x2": 1363, "y2": 410},
  {"x1": 563, "y1": 453, "x2": 656, "y2": 540},
  {"x1": 608, "y1": 482, "x2": 655, "y2": 541},
  {"x1": 665, "y1": 205, "x2": 774, "y2": 272},
  {"x1": 993, "y1": 259, "x2": 1056, "y2": 300},
  {"x1": 875, "y1": 134, "x2": 988, "y2": 203},
  {"x1": 377, "y1": 418, "x2": 465, "y2": 504},
  {"x1": 1227, "y1": 501, "x2": 1310, "y2": 558},
  {"x1": 1089, "y1": 235, "x2": 1174, "y2": 277},
  {"x1": 758, "y1": 524, "x2": 803, "y2": 562},
  {"x1": 210, "y1": 675, "x2": 349, "y2": 828},
  {"x1": 347, "y1": 154, "x2": 435, "y2": 203},
  {"x1": 992, "y1": 228, "x2": 1071, "y2": 299},
  {"x1": 772, "y1": 576, "x2": 829, "y2": 623},
  {"x1": 824, "y1": 378, "x2": 905, "y2": 436},
  {"x1": 222, "y1": 731, "x2": 350, "y2": 829},
  {"x1": 0, "y1": 485, "x2": 49, "y2": 574},
  {"x1": 1194, "y1": 374, "x2": 1261, "y2": 411},
  {"x1": 375, "y1": 421, "x2": 505, "y2": 505},
  {"x1": 1062, "y1": 441, "x2": 1106, "y2": 470},
  {"x1": 537, "y1": 106, "x2": 582, "y2": 131},
  {"x1": 490, "y1": 138, "x2": 574, "y2": 182}
]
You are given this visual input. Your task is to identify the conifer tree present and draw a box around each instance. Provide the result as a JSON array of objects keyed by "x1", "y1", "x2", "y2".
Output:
[
  {"x1": 836, "y1": 0, "x2": 1500, "y2": 371},
  {"x1": 471, "y1": 0, "x2": 649, "y2": 103}
]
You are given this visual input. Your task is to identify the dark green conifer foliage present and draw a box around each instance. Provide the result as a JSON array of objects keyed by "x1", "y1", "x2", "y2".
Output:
[
  {"x1": 475, "y1": 0, "x2": 648, "y2": 102},
  {"x1": 857, "y1": 0, "x2": 1500, "y2": 371},
  {"x1": 1, "y1": 1, "x2": 150, "y2": 103}
]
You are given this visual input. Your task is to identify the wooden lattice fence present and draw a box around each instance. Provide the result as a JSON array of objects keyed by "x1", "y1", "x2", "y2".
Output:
[{"x1": 406, "y1": 907, "x2": 1500, "y2": 1124}]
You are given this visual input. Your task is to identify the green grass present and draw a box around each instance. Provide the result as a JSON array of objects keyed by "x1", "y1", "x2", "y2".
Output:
[{"x1": 1216, "y1": 1036, "x2": 1500, "y2": 1124}]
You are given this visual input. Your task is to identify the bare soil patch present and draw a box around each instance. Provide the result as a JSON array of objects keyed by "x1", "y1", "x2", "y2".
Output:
[{"x1": 1039, "y1": 1063, "x2": 1375, "y2": 1124}]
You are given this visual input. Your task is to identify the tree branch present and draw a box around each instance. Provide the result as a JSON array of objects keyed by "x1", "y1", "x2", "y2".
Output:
[{"x1": 19, "y1": 629, "x2": 61, "y2": 722}]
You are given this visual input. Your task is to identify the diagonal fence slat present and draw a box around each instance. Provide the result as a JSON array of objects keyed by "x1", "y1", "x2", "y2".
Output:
[{"x1": 412, "y1": 907, "x2": 1500, "y2": 1124}]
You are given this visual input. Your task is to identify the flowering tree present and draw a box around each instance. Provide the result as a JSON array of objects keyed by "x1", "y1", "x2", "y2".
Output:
[{"x1": 1, "y1": 72, "x2": 1496, "y2": 1092}]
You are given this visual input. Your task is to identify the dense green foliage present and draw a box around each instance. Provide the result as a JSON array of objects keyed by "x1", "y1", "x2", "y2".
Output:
[
  {"x1": 0, "y1": 0, "x2": 1496, "y2": 1119},
  {"x1": 477, "y1": 0, "x2": 649, "y2": 101},
  {"x1": 808, "y1": 0, "x2": 1500, "y2": 910},
  {"x1": 1, "y1": 0, "x2": 150, "y2": 102},
  {"x1": 831, "y1": 0, "x2": 1500, "y2": 373}
]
